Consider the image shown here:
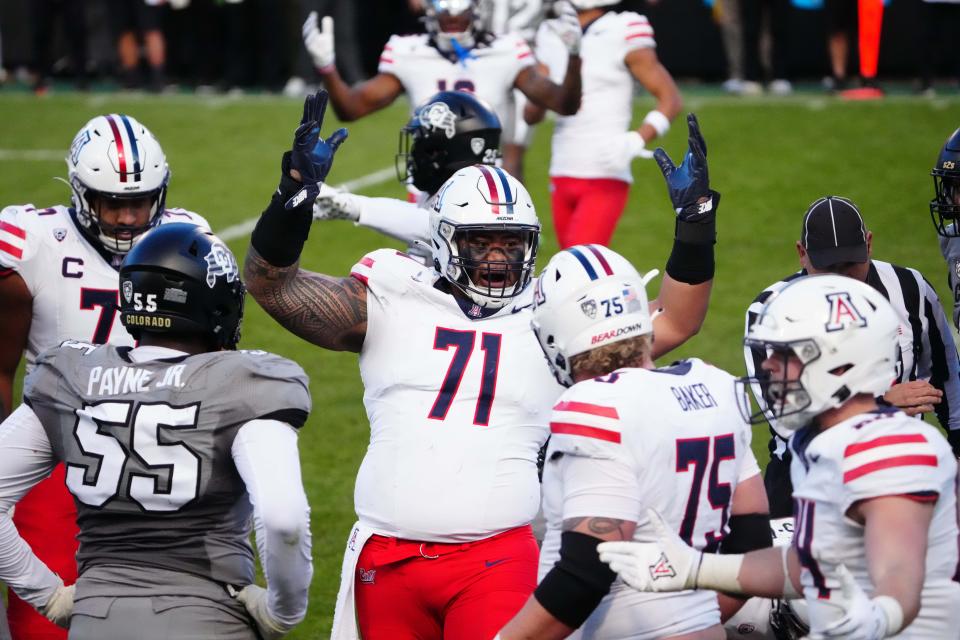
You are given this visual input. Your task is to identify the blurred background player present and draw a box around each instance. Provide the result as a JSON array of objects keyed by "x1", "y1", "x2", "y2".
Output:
[
  {"x1": 0, "y1": 224, "x2": 313, "y2": 639},
  {"x1": 313, "y1": 90, "x2": 502, "y2": 261},
  {"x1": 498, "y1": 245, "x2": 770, "y2": 640},
  {"x1": 930, "y1": 127, "x2": 960, "y2": 330},
  {"x1": 527, "y1": 0, "x2": 682, "y2": 248},
  {"x1": 245, "y1": 92, "x2": 716, "y2": 639},
  {"x1": 0, "y1": 114, "x2": 208, "y2": 640},
  {"x1": 599, "y1": 275, "x2": 960, "y2": 639},
  {"x1": 744, "y1": 195, "x2": 960, "y2": 519},
  {"x1": 301, "y1": 0, "x2": 582, "y2": 181}
]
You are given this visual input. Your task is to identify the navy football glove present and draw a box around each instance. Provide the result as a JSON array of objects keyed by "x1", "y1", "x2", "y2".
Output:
[
  {"x1": 285, "y1": 90, "x2": 348, "y2": 210},
  {"x1": 653, "y1": 113, "x2": 718, "y2": 223}
]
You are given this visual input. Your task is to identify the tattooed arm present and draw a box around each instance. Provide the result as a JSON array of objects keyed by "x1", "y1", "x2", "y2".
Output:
[
  {"x1": 244, "y1": 245, "x2": 367, "y2": 353},
  {"x1": 562, "y1": 516, "x2": 636, "y2": 542}
]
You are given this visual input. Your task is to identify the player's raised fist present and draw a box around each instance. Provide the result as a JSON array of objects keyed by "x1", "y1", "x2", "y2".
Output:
[{"x1": 654, "y1": 114, "x2": 718, "y2": 223}]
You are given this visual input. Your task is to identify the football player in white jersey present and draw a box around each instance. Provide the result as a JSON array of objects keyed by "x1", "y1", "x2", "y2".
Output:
[
  {"x1": 245, "y1": 92, "x2": 719, "y2": 639},
  {"x1": 0, "y1": 114, "x2": 208, "y2": 640},
  {"x1": 526, "y1": 0, "x2": 682, "y2": 248},
  {"x1": 496, "y1": 244, "x2": 770, "y2": 640},
  {"x1": 301, "y1": 0, "x2": 583, "y2": 180},
  {"x1": 598, "y1": 275, "x2": 960, "y2": 639}
]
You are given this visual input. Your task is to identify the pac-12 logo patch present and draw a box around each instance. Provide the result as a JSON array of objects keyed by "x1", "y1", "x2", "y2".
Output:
[
  {"x1": 122, "y1": 280, "x2": 133, "y2": 304},
  {"x1": 53, "y1": 228, "x2": 67, "y2": 242},
  {"x1": 204, "y1": 242, "x2": 238, "y2": 288},
  {"x1": 824, "y1": 291, "x2": 867, "y2": 332}
]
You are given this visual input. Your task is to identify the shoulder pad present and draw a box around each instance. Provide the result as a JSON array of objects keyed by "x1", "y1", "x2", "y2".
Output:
[
  {"x1": 222, "y1": 350, "x2": 312, "y2": 428},
  {"x1": 0, "y1": 204, "x2": 52, "y2": 267},
  {"x1": 548, "y1": 386, "x2": 624, "y2": 460},
  {"x1": 350, "y1": 248, "x2": 427, "y2": 297}
]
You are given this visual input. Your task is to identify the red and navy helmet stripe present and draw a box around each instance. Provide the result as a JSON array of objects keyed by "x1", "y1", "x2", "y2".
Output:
[
  {"x1": 567, "y1": 244, "x2": 615, "y2": 280},
  {"x1": 104, "y1": 114, "x2": 142, "y2": 183},
  {"x1": 476, "y1": 165, "x2": 515, "y2": 215}
]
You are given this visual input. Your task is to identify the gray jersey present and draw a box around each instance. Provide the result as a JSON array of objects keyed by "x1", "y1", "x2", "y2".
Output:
[
  {"x1": 23, "y1": 342, "x2": 310, "y2": 589},
  {"x1": 939, "y1": 232, "x2": 960, "y2": 329}
]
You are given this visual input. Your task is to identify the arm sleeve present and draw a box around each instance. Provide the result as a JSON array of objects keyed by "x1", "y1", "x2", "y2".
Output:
[
  {"x1": 938, "y1": 235, "x2": 960, "y2": 330},
  {"x1": 918, "y1": 278, "x2": 960, "y2": 442},
  {"x1": 0, "y1": 404, "x2": 62, "y2": 607},
  {"x1": 355, "y1": 197, "x2": 431, "y2": 247},
  {"x1": 232, "y1": 420, "x2": 312, "y2": 628}
]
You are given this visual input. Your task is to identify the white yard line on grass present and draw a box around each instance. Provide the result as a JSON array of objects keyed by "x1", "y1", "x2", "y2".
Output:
[
  {"x1": 0, "y1": 149, "x2": 64, "y2": 161},
  {"x1": 217, "y1": 166, "x2": 395, "y2": 241}
]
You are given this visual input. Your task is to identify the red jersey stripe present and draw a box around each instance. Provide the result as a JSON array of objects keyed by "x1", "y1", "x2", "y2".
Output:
[
  {"x1": 350, "y1": 271, "x2": 369, "y2": 286},
  {"x1": 360, "y1": 256, "x2": 375, "y2": 268},
  {"x1": 0, "y1": 239, "x2": 23, "y2": 260},
  {"x1": 380, "y1": 57, "x2": 394, "y2": 64},
  {"x1": 518, "y1": 51, "x2": 533, "y2": 59},
  {"x1": 844, "y1": 433, "x2": 927, "y2": 457},
  {"x1": 843, "y1": 455, "x2": 938, "y2": 483},
  {"x1": 627, "y1": 20, "x2": 649, "y2": 26},
  {"x1": 551, "y1": 421, "x2": 621, "y2": 443},
  {"x1": 0, "y1": 220, "x2": 26, "y2": 239},
  {"x1": 553, "y1": 400, "x2": 619, "y2": 419},
  {"x1": 626, "y1": 32, "x2": 654, "y2": 40}
]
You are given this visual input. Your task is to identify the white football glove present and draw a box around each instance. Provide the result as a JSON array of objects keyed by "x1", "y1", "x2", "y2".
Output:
[
  {"x1": 229, "y1": 584, "x2": 293, "y2": 640},
  {"x1": 544, "y1": 0, "x2": 582, "y2": 55},
  {"x1": 598, "y1": 508, "x2": 702, "y2": 592},
  {"x1": 40, "y1": 579, "x2": 74, "y2": 628},
  {"x1": 806, "y1": 565, "x2": 902, "y2": 640},
  {"x1": 625, "y1": 131, "x2": 655, "y2": 160},
  {"x1": 302, "y1": 11, "x2": 335, "y2": 73},
  {"x1": 313, "y1": 184, "x2": 361, "y2": 222}
]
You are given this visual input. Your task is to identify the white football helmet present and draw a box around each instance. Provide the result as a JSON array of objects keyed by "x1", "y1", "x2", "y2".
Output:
[
  {"x1": 425, "y1": 0, "x2": 480, "y2": 53},
  {"x1": 531, "y1": 245, "x2": 655, "y2": 387},
  {"x1": 430, "y1": 164, "x2": 539, "y2": 309},
  {"x1": 740, "y1": 274, "x2": 900, "y2": 431},
  {"x1": 67, "y1": 114, "x2": 170, "y2": 254}
]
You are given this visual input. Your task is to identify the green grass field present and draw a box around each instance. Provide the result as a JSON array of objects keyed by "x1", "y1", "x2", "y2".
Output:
[{"x1": 1, "y1": 89, "x2": 958, "y2": 636}]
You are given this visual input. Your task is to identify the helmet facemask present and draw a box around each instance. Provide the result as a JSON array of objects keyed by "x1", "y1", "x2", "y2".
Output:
[
  {"x1": 438, "y1": 222, "x2": 538, "y2": 308},
  {"x1": 930, "y1": 174, "x2": 960, "y2": 237},
  {"x1": 738, "y1": 339, "x2": 821, "y2": 431},
  {"x1": 74, "y1": 182, "x2": 168, "y2": 254}
]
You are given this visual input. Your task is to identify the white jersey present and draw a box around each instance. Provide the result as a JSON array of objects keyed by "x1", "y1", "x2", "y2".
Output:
[
  {"x1": 536, "y1": 11, "x2": 655, "y2": 182},
  {"x1": 539, "y1": 359, "x2": 760, "y2": 639},
  {"x1": 789, "y1": 408, "x2": 960, "y2": 638},
  {"x1": 0, "y1": 204, "x2": 209, "y2": 373},
  {"x1": 378, "y1": 32, "x2": 535, "y2": 143},
  {"x1": 350, "y1": 249, "x2": 563, "y2": 542}
]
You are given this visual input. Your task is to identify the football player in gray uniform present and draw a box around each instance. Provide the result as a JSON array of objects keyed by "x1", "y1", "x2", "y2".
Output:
[
  {"x1": 930, "y1": 127, "x2": 960, "y2": 330},
  {"x1": 0, "y1": 223, "x2": 313, "y2": 640}
]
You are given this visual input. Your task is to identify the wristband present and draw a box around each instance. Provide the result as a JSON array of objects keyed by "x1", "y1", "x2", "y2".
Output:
[
  {"x1": 665, "y1": 237, "x2": 714, "y2": 284},
  {"x1": 874, "y1": 595, "x2": 904, "y2": 636},
  {"x1": 643, "y1": 110, "x2": 671, "y2": 138},
  {"x1": 249, "y1": 152, "x2": 314, "y2": 267},
  {"x1": 694, "y1": 552, "x2": 745, "y2": 593},
  {"x1": 780, "y1": 546, "x2": 801, "y2": 599}
]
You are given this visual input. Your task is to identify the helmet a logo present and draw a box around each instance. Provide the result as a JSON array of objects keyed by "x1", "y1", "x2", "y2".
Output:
[
  {"x1": 824, "y1": 292, "x2": 867, "y2": 332},
  {"x1": 70, "y1": 130, "x2": 91, "y2": 165},
  {"x1": 580, "y1": 299, "x2": 597, "y2": 319},
  {"x1": 470, "y1": 137, "x2": 485, "y2": 155},
  {"x1": 204, "y1": 243, "x2": 239, "y2": 288},
  {"x1": 122, "y1": 280, "x2": 133, "y2": 304},
  {"x1": 420, "y1": 102, "x2": 457, "y2": 139}
]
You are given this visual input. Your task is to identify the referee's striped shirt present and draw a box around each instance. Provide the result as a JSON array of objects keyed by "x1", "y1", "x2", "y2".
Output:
[{"x1": 744, "y1": 260, "x2": 960, "y2": 459}]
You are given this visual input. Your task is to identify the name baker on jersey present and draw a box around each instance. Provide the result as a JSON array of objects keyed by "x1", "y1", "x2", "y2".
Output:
[
  {"x1": 671, "y1": 383, "x2": 718, "y2": 412},
  {"x1": 86, "y1": 363, "x2": 186, "y2": 396}
]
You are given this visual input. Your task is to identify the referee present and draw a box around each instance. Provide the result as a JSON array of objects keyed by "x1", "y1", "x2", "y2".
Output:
[{"x1": 744, "y1": 196, "x2": 960, "y2": 517}]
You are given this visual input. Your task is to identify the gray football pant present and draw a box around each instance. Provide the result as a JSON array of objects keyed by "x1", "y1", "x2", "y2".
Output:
[{"x1": 69, "y1": 595, "x2": 257, "y2": 640}]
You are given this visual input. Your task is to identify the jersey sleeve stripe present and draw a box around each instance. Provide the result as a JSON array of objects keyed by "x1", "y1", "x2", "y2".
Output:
[
  {"x1": 350, "y1": 272, "x2": 369, "y2": 286},
  {"x1": 0, "y1": 239, "x2": 23, "y2": 260},
  {"x1": 518, "y1": 51, "x2": 533, "y2": 60},
  {"x1": 360, "y1": 256, "x2": 375, "y2": 268},
  {"x1": 626, "y1": 33, "x2": 655, "y2": 41},
  {"x1": 550, "y1": 421, "x2": 622, "y2": 443},
  {"x1": 379, "y1": 56, "x2": 395, "y2": 64},
  {"x1": 900, "y1": 491, "x2": 940, "y2": 503},
  {"x1": 843, "y1": 454, "x2": 938, "y2": 483},
  {"x1": 627, "y1": 20, "x2": 650, "y2": 26},
  {"x1": 0, "y1": 220, "x2": 26, "y2": 239},
  {"x1": 553, "y1": 400, "x2": 619, "y2": 419},
  {"x1": 844, "y1": 433, "x2": 928, "y2": 457}
]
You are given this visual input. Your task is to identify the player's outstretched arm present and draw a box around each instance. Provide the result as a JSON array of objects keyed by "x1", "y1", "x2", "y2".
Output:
[
  {"x1": 625, "y1": 48, "x2": 682, "y2": 147},
  {"x1": 648, "y1": 114, "x2": 716, "y2": 359},
  {"x1": 515, "y1": 2, "x2": 582, "y2": 116},
  {"x1": 303, "y1": 12, "x2": 404, "y2": 121},
  {"x1": 246, "y1": 91, "x2": 366, "y2": 353}
]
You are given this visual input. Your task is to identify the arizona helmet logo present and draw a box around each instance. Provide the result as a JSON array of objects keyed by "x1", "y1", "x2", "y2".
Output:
[
  {"x1": 53, "y1": 228, "x2": 67, "y2": 242},
  {"x1": 824, "y1": 291, "x2": 867, "y2": 332},
  {"x1": 420, "y1": 102, "x2": 457, "y2": 139},
  {"x1": 204, "y1": 243, "x2": 239, "y2": 288}
]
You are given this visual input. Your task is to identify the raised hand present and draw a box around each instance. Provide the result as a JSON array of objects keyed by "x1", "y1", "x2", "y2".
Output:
[
  {"x1": 302, "y1": 11, "x2": 335, "y2": 73},
  {"x1": 544, "y1": 0, "x2": 582, "y2": 56},
  {"x1": 597, "y1": 508, "x2": 702, "y2": 593},
  {"x1": 286, "y1": 91, "x2": 348, "y2": 210},
  {"x1": 653, "y1": 114, "x2": 715, "y2": 221}
]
